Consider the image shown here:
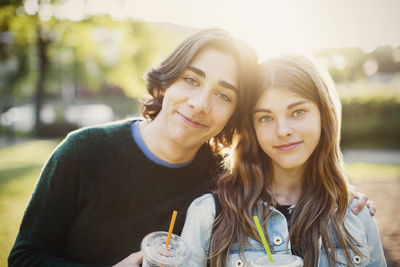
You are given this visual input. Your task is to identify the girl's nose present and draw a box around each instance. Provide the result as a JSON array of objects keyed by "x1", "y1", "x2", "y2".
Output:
[{"x1": 276, "y1": 118, "x2": 294, "y2": 137}]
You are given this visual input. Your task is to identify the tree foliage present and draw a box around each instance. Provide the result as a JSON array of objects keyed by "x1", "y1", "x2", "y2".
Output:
[
  {"x1": 1, "y1": 0, "x2": 177, "y2": 133},
  {"x1": 316, "y1": 45, "x2": 400, "y2": 83}
]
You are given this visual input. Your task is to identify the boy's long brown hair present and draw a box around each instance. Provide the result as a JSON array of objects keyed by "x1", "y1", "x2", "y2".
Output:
[
  {"x1": 141, "y1": 28, "x2": 258, "y2": 154},
  {"x1": 209, "y1": 55, "x2": 363, "y2": 266}
]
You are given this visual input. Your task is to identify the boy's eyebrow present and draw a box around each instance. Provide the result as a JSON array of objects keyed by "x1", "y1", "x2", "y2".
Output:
[
  {"x1": 187, "y1": 65, "x2": 239, "y2": 93},
  {"x1": 187, "y1": 66, "x2": 205, "y2": 78},
  {"x1": 253, "y1": 108, "x2": 271, "y2": 114},
  {"x1": 253, "y1": 101, "x2": 308, "y2": 114},
  {"x1": 218, "y1": 80, "x2": 238, "y2": 94}
]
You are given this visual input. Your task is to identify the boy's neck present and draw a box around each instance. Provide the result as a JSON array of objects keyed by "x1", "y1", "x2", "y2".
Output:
[{"x1": 138, "y1": 120, "x2": 200, "y2": 164}]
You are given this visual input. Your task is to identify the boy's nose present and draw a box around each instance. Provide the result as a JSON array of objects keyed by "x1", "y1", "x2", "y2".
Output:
[{"x1": 188, "y1": 88, "x2": 211, "y2": 114}]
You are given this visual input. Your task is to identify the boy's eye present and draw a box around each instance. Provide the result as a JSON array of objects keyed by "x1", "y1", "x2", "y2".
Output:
[
  {"x1": 292, "y1": 110, "x2": 305, "y2": 118},
  {"x1": 216, "y1": 92, "x2": 232, "y2": 102},
  {"x1": 183, "y1": 77, "x2": 199, "y2": 86}
]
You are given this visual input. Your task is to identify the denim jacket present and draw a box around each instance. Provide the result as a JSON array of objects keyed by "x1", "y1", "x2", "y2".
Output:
[{"x1": 181, "y1": 193, "x2": 386, "y2": 267}]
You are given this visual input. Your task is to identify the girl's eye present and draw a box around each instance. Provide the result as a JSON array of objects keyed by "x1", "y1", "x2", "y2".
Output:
[
  {"x1": 259, "y1": 115, "x2": 273, "y2": 123},
  {"x1": 292, "y1": 110, "x2": 305, "y2": 118},
  {"x1": 183, "y1": 77, "x2": 199, "y2": 86},
  {"x1": 216, "y1": 92, "x2": 232, "y2": 102}
]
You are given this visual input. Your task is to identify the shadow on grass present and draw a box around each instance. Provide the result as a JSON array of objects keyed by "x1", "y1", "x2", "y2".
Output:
[{"x1": 0, "y1": 165, "x2": 42, "y2": 188}]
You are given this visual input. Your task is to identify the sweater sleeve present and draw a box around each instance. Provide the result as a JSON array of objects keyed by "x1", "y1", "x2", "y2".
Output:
[{"x1": 8, "y1": 132, "x2": 106, "y2": 267}]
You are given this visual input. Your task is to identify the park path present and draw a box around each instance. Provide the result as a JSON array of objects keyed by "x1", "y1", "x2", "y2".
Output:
[
  {"x1": 342, "y1": 149, "x2": 400, "y2": 266},
  {"x1": 353, "y1": 178, "x2": 400, "y2": 267},
  {"x1": 343, "y1": 149, "x2": 400, "y2": 165},
  {"x1": 0, "y1": 136, "x2": 34, "y2": 149},
  {"x1": 2, "y1": 137, "x2": 400, "y2": 164}
]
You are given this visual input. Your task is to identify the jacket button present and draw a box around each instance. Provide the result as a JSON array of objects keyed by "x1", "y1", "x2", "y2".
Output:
[
  {"x1": 235, "y1": 259, "x2": 244, "y2": 267},
  {"x1": 273, "y1": 236, "x2": 283, "y2": 246},
  {"x1": 352, "y1": 255, "x2": 362, "y2": 264}
]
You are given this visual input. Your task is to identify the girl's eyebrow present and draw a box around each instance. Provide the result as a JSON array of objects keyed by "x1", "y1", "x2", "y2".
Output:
[
  {"x1": 187, "y1": 65, "x2": 238, "y2": 93},
  {"x1": 287, "y1": 100, "x2": 307, "y2": 110},
  {"x1": 253, "y1": 100, "x2": 308, "y2": 114}
]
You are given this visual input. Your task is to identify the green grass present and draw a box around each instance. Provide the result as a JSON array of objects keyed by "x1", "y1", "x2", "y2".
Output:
[
  {"x1": 345, "y1": 162, "x2": 400, "y2": 183},
  {"x1": 0, "y1": 140, "x2": 60, "y2": 265},
  {"x1": 0, "y1": 140, "x2": 399, "y2": 264}
]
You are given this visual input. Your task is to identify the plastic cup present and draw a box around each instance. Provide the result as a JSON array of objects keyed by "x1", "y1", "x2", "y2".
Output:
[
  {"x1": 141, "y1": 231, "x2": 191, "y2": 267},
  {"x1": 251, "y1": 254, "x2": 303, "y2": 267}
]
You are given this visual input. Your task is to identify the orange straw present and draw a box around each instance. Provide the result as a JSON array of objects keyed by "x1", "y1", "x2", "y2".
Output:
[
  {"x1": 160, "y1": 210, "x2": 178, "y2": 267},
  {"x1": 165, "y1": 210, "x2": 178, "y2": 250}
]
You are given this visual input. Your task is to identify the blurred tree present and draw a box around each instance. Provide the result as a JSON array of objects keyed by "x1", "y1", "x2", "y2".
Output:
[
  {"x1": 317, "y1": 45, "x2": 400, "y2": 83},
  {"x1": 0, "y1": 1, "x2": 29, "y2": 111},
  {"x1": 34, "y1": 23, "x2": 53, "y2": 133},
  {"x1": 316, "y1": 47, "x2": 367, "y2": 82},
  {"x1": 0, "y1": 0, "x2": 54, "y2": 135},
  {"x1": 45, "y1": 16, "x2": 172, "y2": 100},
  {"x1": 1, "y1": 0, "x2": 178, "y2": 136},
  {"x1": 369, "y1": 45, "x2": 400, "y2": 73}
]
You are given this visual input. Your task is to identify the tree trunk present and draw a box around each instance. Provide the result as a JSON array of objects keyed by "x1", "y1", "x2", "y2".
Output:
[{"x1": 34, "y1": 25, "x2": 50, "y2": 136}]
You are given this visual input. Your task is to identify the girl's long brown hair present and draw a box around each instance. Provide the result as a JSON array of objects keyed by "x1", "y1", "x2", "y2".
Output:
[{"x1": 209, "y1": 55, "x2": 364, "y2": 266}]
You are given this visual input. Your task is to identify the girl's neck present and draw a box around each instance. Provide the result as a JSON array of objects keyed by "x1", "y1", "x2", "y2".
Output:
[
  {"x1": 139, "y1": 120, "x2": 199, "y2": 164},
  {"x1": 272, "y1": 164, "x2": 304, "y2": 206}
]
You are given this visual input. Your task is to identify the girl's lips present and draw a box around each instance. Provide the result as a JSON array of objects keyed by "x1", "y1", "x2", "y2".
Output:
[
  {"x1": 176, "y1": 112, "x2": 206, "y2": 128},
  {"x1": 274, "y1": 141, "x2": 303, "y2": 151}
]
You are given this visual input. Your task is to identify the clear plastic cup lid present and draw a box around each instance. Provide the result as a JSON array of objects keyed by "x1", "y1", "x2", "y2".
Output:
[{"x1": 141, "y1": 231, "x2": 191, "y2": 265}]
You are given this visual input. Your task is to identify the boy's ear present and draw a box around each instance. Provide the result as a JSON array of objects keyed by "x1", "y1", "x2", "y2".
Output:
[{"x1": 160, "y1": 88, "x2": 167, "y2": 96}]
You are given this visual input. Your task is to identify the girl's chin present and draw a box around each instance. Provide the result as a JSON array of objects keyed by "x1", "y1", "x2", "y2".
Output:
[{"x1": 276, "y1": 161, "x2": 306, "y2": 171}]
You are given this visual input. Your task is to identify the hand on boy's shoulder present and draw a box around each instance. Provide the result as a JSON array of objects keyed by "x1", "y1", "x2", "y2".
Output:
[{"x1": 348, "y1": 185, "x2": 375, "y2": 216}]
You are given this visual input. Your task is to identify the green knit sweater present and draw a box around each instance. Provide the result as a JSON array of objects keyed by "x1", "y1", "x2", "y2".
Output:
[{"x1": 9, "y1": 119, "x2": 219, "y2": 266}]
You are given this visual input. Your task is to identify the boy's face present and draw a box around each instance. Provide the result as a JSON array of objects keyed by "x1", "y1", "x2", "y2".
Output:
[{"x1": 157, "y1": 47, "x2": 239, "y2": 150}]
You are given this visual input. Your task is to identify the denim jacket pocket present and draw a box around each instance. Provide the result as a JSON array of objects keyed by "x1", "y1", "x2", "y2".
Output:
[
  {"x1": 228, "y1": 236, "x2": 292, "y2": 267},
  {"x1": 229, "y1": 248, "x2": 267, "y2": 267},
  {"x1": 320, "y1": 244, "x2": 370, "y2": 266}
]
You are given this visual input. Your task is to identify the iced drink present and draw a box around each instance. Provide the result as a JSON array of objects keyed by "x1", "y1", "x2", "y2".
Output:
[
  {"x1": 251, "y1": 254, "x2": 303, "y2": 267},
  {"x1": 140, "y1": 231, "x2": 191, "y2": 267}
]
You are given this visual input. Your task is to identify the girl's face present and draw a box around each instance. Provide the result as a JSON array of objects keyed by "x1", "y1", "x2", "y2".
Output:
[{"x1": 253, "y1": 88, "x2": 321, "y2": 172}]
